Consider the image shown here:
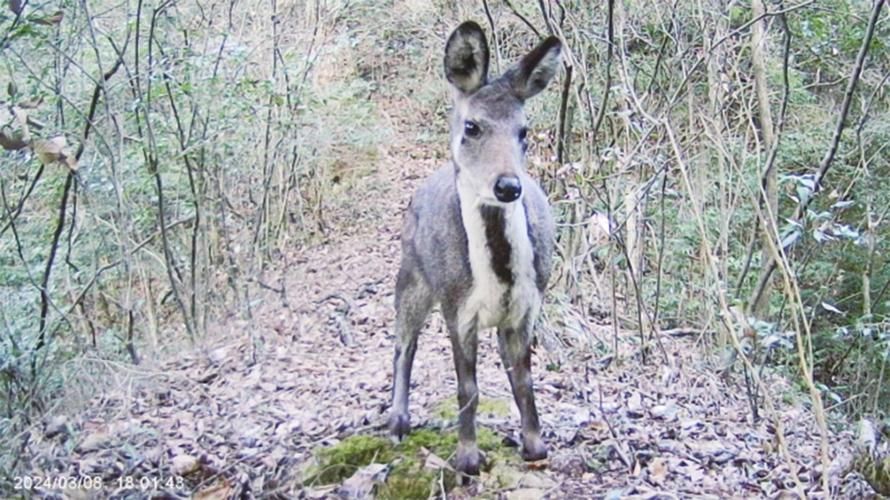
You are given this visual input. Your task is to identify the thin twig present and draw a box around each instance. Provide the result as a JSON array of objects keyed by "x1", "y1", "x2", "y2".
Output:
[
  {"x1": 590, "y1": 0, "x2": 614, "y2": 149},
  {"x1": 501, "y1": 0, "x2": 541, "y2": 37},
  {"x1": 482, "y1": 0, "x2": 502, "y2": 73}
]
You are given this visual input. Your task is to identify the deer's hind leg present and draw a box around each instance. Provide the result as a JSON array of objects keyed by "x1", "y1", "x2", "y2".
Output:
[{"x1": 389, "y1": 265, "x2": 433, "y2": 440}]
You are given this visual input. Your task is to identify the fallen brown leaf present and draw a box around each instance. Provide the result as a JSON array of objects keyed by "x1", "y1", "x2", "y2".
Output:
[
  {"x1": 33, "y1": 10, "x2": 64, "y2": 25},
  {"x1": 194, "y1": 479, "x2": 232, "y2": 500},
  {"x1": 171, "y1": 453, "x2": 200, "y2": 475},
  {"x1": 338, "y1": 463, "x2": 389, "y2": 499},
  {"x1": 75, "y1": 432, "x2": 110, "y2": 453},
  {"x1": 648, "y1": 456, "x2": 668, "y2": 485},
  {"x1": 32, "y1": 135, "x2": 77, "y2": 170}
]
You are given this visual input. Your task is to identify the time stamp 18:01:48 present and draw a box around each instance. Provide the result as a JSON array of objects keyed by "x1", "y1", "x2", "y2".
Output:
[{"x1": 13, "y1": 475, "x2": 186, "y2": 491}]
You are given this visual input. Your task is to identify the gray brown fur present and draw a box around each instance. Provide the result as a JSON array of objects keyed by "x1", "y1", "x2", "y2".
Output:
[{"x1": 389, "y1": 21, "x2": 560, "y2": 477}]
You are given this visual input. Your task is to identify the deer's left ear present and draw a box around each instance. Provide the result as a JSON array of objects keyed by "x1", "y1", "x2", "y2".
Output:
[{"x1": 508, "y1": 37, "x2": 562, "y2": 101}]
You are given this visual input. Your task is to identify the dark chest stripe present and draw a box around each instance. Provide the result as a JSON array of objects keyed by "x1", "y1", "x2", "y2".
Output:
[{"x1": 479, "y1": 205, "x2": 513, "y2": 286}]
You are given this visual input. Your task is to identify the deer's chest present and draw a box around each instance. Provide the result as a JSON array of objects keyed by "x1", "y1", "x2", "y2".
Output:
[{"x1": 458, "y1": 200, "x2": 540, "y2": 333}]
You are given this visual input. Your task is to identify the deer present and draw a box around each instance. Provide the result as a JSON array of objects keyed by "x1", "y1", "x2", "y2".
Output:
[{"x1": 388, "y1": 21, "x2": 561, "y2": 476}]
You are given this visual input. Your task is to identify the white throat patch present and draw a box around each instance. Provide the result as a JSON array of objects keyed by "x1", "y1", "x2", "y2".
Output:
[{"x1": 456, "y1": 172, "x2": 540, "y2": 337}]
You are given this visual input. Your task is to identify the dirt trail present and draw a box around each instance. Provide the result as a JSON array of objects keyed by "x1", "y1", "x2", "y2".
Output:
[{"x1": 13, "y1": 87, "x2": 876, "y2": 500}]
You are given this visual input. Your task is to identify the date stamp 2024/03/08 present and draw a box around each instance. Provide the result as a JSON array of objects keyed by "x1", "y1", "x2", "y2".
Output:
[{"x1": 13, "y1": 475, "x2": 186, "y2": 492}]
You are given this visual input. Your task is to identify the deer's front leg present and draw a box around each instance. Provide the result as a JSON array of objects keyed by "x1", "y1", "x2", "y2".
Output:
[
  {"x1": 497, "y1": 322, "x2": 547, "y2": 461},
  {"x1": 446, "y1": 312, "x2": 481, "y2": 476}
]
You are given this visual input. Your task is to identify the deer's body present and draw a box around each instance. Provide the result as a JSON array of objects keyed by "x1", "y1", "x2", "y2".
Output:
[
  {"x1": 400, "y1": 165, "x2": 552, "y2": 331},
  {"x1": 389, "y1": 21, "x2": 560, "y2": 476}
]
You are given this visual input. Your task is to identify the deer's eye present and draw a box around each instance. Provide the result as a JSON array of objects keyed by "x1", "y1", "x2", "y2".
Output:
[
  {"x1": 464, "y1": 120, "x2": 481, "y2": 138},
  {"x1": 518, "y1": 127, "x2": 528, "y2": 142}
]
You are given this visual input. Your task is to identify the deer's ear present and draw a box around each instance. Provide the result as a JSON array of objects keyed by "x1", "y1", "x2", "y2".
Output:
[
  {"x1": 508, "y1": 36, "x2": 561, "y2": 101},
  {"x1": 444, "y1": 21, "x2": 489, "y2": 94}
]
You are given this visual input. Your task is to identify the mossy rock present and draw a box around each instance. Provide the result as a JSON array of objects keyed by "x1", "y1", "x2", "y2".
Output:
[{"x1": 305, "y1": 426, "x2": 521, "y2": 498}]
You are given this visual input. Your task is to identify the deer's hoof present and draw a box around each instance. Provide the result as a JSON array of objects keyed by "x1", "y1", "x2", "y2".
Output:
[
  {"x1": 455, "y1": 443, "x2": 482, "y2": 477},
  {"x1": 388, "y1": 413, "x2": 410, "y2": 440},
  {"x1": 521, "y1": 434, "x2": 548, "y2": 462}
]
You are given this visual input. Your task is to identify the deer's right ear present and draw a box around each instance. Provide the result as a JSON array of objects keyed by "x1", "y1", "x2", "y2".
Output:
[{"x1": 444, "y1": 21, "x2": 489, "y2": 95}]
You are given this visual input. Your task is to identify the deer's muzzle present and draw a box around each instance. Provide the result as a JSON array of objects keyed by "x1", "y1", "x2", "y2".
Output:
[{"x1": 494, "y1": 175, "x2": 522, "y2": 203}]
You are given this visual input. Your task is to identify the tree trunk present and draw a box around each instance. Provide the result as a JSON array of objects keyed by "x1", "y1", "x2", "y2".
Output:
[{"x1": 749, "y1": 0, "x2": 777, "y2": 318}]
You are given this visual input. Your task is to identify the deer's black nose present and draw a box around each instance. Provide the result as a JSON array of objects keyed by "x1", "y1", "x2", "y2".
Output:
[{"x1": 494, "y1": 175, "x2": 522, "y2": 203}]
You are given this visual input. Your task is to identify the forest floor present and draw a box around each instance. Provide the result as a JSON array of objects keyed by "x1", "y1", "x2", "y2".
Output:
[
  {"x1": 11, "y1": 87, "x2": 879, "y2": 500},
  {"x1": 7, "y1": 14, "x2": 881, "y2": 495}
]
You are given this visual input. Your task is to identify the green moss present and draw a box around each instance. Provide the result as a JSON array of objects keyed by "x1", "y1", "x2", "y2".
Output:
[
  {"x1": 376, "y1": 470, "x2": 438, "y2": 500},
  {"x1": 307, "y1": 435, "x2": 394, "y2": 485},
  {"x1": 435, "y1": 397, "x2": 512, "y2": 420},
  {"x1": 476, "y1": 428, "x2": 503, "y2": 453},
  {"x1": 478, "y1": 398, "x2": 511, "y2": 417},
  {"x1": 399, "y1": 425, "x2": 503, "y2": 455},
  {"x1": 584, "y1": 443, "x2": 614, "y2": 472},
  {"x1": 489, "y1": 462, "x2": 523, "y2": 489},
  {"x1": 399, "y1": 427, "x2": 458, "y2": 456},
  {"x1": 385, "y1": 430, "x2": 460, "y2": 498},
  {"x1": 433, "y1": 398, "x2": 457, "y2": 420}
]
